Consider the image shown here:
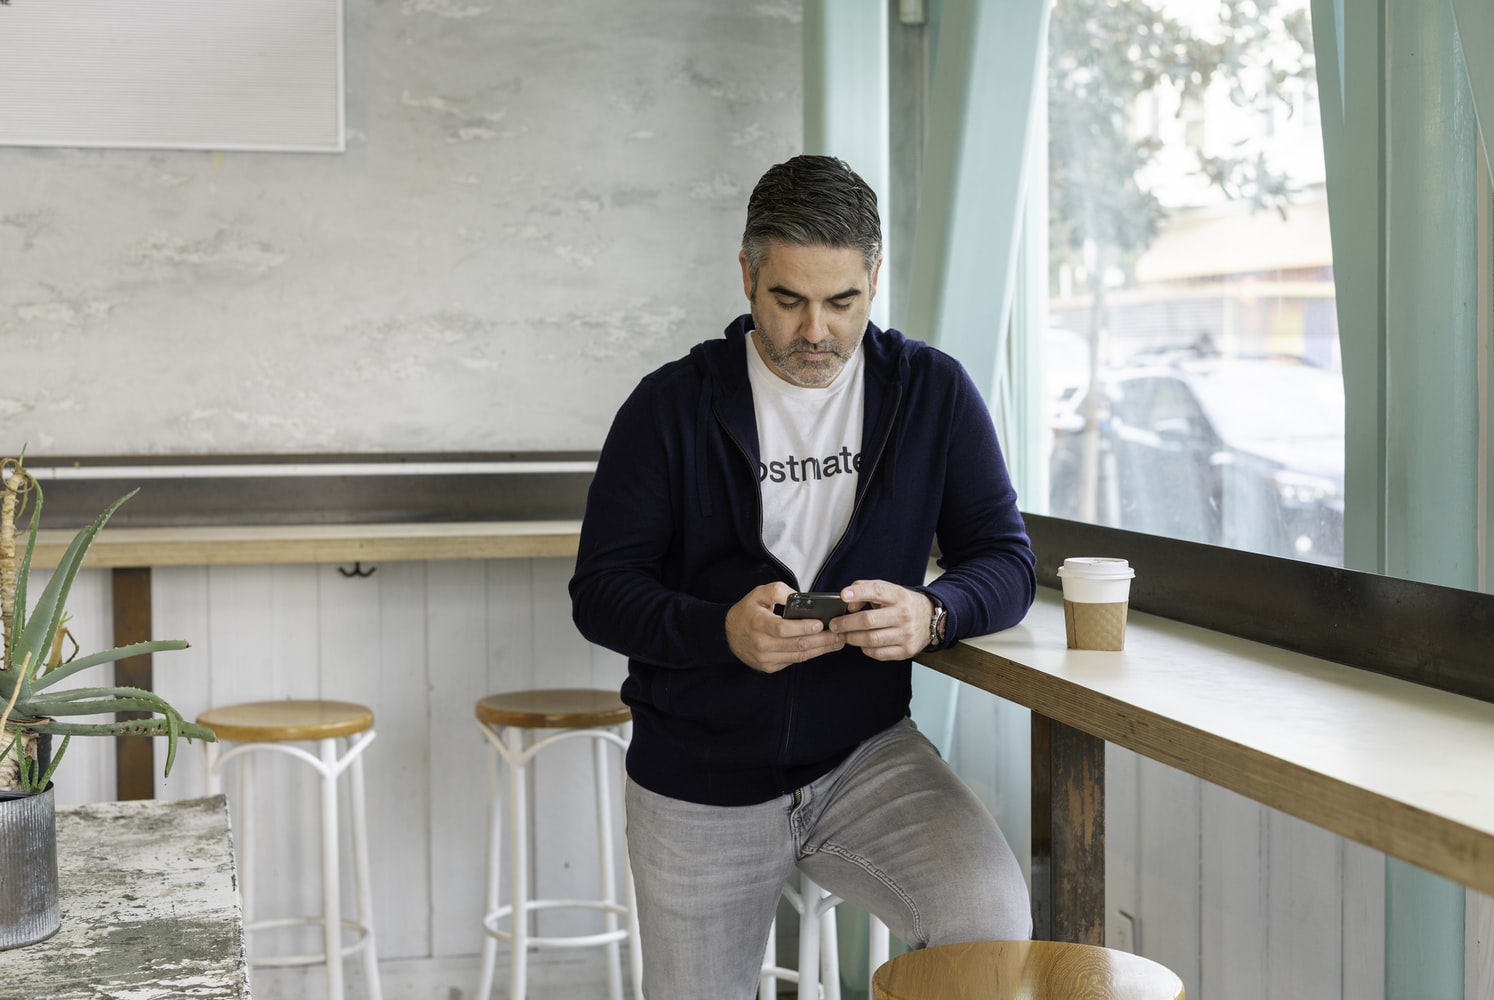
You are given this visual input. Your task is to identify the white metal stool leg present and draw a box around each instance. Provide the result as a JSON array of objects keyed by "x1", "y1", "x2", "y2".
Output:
[
  {"x1": 760, "y1": 915, "x2": 781, "y2": 1000},
  {"x1": 475, "y1": 714, "x2": 637, "y2": 1000},
  {"x1": 202, "y1": 729, "x2": 381, "y2": 1000},
  {"x1": 506, "y1": 724, "x2": 530, "y2": 1000},
  {"x1": 621, "y1": 763, "x2": 644, "y2": 1000},
  {"x1": 761, "y1": 873, "x2": 843, "y2": 1000},
  {"x1": 239, "y1": 752, "x2": 258, "y2": 924},
  {"x1": 816, "y1": 889, "x2": 840, "y2": 1000},
  {"x1": 476, "y1": 743, "x2": 504, "y2": 1000},
  {"x1": 796, "y1": 875, "x2": 821, "y2": 1000},
  {"x1": 347, "y1": 747, "x2": 383, "y2": 1000},
  {"x1": 317, "y1": 737, "x2": 345, "y2": 1000},
  {"x1": 593, "y1": 735, "x2": 624, "y2": 1000},
  {"x1": 867, "y1": 914, "x2": 889, "y2": 992}
]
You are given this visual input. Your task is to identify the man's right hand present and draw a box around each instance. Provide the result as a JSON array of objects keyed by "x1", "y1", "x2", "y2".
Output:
[{"x1": 725, "y1": 582, "x2": 845, "y2": 674}]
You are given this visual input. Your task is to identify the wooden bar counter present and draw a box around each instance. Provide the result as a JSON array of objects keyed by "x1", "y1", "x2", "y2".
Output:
[
  {"x1": 921, "y1": 587, "x2": 1494, "y2": 937},
  {"x1": 29, "y1": 519, "x2": 583, "y2": 569}
]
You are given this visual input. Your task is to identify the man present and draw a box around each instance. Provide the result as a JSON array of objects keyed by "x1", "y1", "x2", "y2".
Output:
[{"x1": 570, "y1": 154, "x2": 1035, "y2": 998}]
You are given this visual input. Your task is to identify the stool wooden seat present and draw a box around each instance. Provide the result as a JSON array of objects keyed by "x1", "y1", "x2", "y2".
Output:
[
  {"x1": 474, "y1": 687, "x2": 640, "y2": 1000},
  {"x1": 475, "y1": 688, "x2": 632, "y2": 730},
  {"x1": 197, "y1": 698, "x2": 382, "y2": 1000},
  {"x1": 872, "y1": 940, "x2": 1184, "y2": 1000},
  {"x1": 198, "y1": 699, "x2": 374, "y2": 742}
]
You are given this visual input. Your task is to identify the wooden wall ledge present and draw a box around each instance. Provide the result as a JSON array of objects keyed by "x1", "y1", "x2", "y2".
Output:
[
  {"x1": 30, "y1": 520, "x2": 583, "y2": 568},
  {"x1": 921, "y1": 587, "x2": 1494, "y2": 899}
]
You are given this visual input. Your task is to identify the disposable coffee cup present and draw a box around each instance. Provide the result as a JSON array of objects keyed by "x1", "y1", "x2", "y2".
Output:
[{"x1": 1057, "y1": 557, "x2": 1135, "y2": 650}]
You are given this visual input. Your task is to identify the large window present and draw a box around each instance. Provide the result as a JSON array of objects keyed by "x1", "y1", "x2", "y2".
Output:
[{"x1": 1042, "y1": 0, "x2": 1343, "y2": 566}]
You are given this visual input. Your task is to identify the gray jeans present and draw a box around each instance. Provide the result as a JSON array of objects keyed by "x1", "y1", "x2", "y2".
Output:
[{"x1": 624, "y1": 717, "x2": 1031, "y2": 1000}]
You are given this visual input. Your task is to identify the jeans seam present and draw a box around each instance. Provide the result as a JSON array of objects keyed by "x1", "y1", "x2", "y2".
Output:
[{"x1": 808, "y1": 841, "x2": 923, "y2": 944}]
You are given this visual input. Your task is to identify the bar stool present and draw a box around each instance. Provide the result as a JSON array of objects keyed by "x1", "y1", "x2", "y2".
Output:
[
  {"x1": 197, "y1": 699, "x2": 382, "y2": 1000},
  {"x1": 760, "y1": 873, "x2": 842, "y2": 1000},
  {"x1": 474, "y1": 688, "x2": 640, "y2": 1000},
  {"x1": 759, "y1": 873, "x2": 895, "y2": 998},
  {"x1": 871, "y1": 940, "x2": 1184, "y2": 999}
]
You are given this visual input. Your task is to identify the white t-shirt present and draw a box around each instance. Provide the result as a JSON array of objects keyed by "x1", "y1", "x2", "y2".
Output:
[{"x1": 745, "y1": 333, "x2": 866, "y2": 589}]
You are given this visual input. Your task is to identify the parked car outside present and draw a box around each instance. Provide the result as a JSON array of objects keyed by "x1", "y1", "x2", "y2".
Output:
[{"x1": 1048, "y1": 357, "x2": 1345, "y2": 565}]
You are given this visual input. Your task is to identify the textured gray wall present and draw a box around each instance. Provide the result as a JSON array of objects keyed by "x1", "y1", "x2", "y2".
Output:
[{"x1": 0, "y1": 0, "x2": 802, "y2": 456}]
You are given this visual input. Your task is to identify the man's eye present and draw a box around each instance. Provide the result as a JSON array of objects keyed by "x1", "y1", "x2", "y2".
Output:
[
  {"x1": 829, "y1": 300, "x2": 853, "y2": 312},
  {"x1": 774, "y1": 299, "x2": 800, "y2": 309}
]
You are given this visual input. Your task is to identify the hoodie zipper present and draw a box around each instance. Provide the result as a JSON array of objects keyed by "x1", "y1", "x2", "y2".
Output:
[
  {"x1": 809, "y1": 381, "x2": 903, "y2": 590},
  {"x1": 715, "y1": 377, "x2": 904, "y2": 781},
  {"x1": 717, "y1": 412, "x2": 804, "y2": 776}
]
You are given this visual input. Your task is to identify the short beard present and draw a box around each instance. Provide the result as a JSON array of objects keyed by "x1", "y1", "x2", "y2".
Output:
[{"x1": 750, "y1": 309, "x2": 856, "y2": 388}]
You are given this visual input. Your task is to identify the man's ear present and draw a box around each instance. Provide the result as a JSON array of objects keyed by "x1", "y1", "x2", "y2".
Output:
[
  {"x1": 869, "y1": 256, "x2": 883, "y2": 299},
  {"x1": 739, "y1": 251, "x2": 754, "y2": 300}
]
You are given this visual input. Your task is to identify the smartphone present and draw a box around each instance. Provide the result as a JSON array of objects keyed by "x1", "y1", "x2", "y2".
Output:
[{"x1": 783, "y1": 591, "x2": 849, "y2": 627}]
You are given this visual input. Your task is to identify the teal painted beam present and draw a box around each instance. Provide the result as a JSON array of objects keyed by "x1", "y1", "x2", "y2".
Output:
[
  {"x1": 1382, "y1": 0, "x2": 1479, "y2": 995},
  {"x1": 903, "y1": 0, "x2": 1050, "y2": 403},
  {"x1": 1312, "y1": 0, "x2": 1388, "y2": 575},
  {"x1": 1384, "y1": 0, "x2": 1480, "y2": 590},
  {"x1": 1317, "y1": 1, "x2": 1477, "y2": 991},
  {"x1": 1449, "y1": 0, "x2": 1494, "y2": 172},
  {"x1": 803, "y1": 0, "x2": 891, "y2": 330}
]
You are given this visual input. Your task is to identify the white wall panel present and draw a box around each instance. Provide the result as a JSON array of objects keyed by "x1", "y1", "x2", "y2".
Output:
[
  {"x1": 1200, "y1": 784, "x2": 1267, "y2": 1000},
  {"x1": 1137, "y1": 758, "x2": 1202, "y2": 997},
  {"x1": 427, "y1": 559, "x2": 498, "y2": 958},
  {"x1": 153, "y1": 564, "x2": 213, "y2": 802},
  {"x1": 356, "y1": 561, "x2": 432, "y2": 960},
  {"x1": 1105, "y1": 743, "x2": 1141, "y2": 956},
  {"x1": 1346, "y1": 839, "x2": 1387, "y2": 1000},
  {"x1": 1109, "y1": 749, "x2": 1387, "y2": 1000},
  {"x1": 1265, "y1": 811, "x2": 1342, "y2": 998}
]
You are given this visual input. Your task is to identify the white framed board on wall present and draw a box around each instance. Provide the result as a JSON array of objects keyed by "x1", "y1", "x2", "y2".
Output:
[{"x1": 0, "y1": 0, "x2": 343, "y2": 152}]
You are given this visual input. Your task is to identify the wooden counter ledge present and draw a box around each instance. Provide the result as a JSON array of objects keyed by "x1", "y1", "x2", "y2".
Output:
[
  {"x1": 920, "y1": 587, "x2": 1494, "y2": 900},
  {"x1": 30, "y1": 520, "x2": 584, "y2": 568}
]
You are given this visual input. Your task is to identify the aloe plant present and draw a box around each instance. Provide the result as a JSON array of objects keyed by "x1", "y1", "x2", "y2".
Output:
[{"x1": 1, "y1": 454, "x2": 215, "y2": 793}]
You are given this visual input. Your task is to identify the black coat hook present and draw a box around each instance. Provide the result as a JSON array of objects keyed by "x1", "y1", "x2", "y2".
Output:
[{"x1": 338, "y1": 562, "x2": 377, "y2": 578}]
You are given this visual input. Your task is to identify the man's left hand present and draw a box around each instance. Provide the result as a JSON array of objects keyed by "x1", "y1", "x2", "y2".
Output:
[{"x1": 830, "y1": 580, "x2": 933, "y2": 661}]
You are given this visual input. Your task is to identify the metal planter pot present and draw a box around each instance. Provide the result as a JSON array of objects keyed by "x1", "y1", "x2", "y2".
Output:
[{"x1": 0, "y1": 783, "x2": 61, "y2": 950}]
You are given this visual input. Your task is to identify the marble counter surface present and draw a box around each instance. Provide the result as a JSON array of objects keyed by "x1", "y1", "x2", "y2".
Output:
[{"x1": 0, "y1": 795, "x2": 248, "y2": 999}]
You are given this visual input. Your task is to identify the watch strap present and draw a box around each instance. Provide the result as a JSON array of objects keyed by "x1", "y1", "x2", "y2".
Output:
[{"x1": 917, "y1": 588, "x2": 947, "y2": 651}]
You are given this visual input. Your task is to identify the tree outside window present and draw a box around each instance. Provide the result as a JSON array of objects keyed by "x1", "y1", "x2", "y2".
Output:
[{"x1": 1044, "y1": 0, "x2": 1344, "y2": 566}]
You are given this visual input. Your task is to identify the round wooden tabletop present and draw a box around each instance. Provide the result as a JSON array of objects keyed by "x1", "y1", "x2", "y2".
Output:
[
  {"x1": 196, "y1": 699, "x2": 375, "y2": 743},
  {"x1": 475, "y1": 688, "x2": 630, "y2": 729},
  {"x1": 872, "y1": 940, "x2": 1184, "y2": 1000}
]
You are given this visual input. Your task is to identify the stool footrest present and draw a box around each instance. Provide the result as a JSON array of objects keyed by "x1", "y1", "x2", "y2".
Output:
[
  {"x1": 245, "y1": 915, "x2": 376, "y2": 968},
  {"x1": 483, "y1": 926, "x2": 635, "y2": 950},
  {"x1": 482, "y1": 900, "x2": 632, "y2": 949}
]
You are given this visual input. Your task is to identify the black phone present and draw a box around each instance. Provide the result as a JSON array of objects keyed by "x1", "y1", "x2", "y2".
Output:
[{"x1": 783, "y1": 591, "x2": 849, "y2": 626}]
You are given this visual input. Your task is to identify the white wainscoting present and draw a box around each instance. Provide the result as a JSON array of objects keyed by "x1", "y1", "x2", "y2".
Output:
[
  {"x1": 1104, "y1": 746, "x2": 1387, "y2": 1000},
  {"x1": 58, "y1": 558, "x2": 630, "y2": 964}
]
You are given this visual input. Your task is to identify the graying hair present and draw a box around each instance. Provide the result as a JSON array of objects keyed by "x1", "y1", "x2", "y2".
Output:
[{"x1": 741, "y1": 155, "x2": 882, "y2": 291}]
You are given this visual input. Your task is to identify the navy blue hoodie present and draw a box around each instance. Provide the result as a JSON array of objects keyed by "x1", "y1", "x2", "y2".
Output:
[{"x1": 570, "y1": 315, "x2": 1035, "y2": 806}]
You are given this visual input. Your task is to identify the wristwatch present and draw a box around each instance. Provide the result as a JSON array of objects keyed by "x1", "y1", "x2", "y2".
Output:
[{"x1": 923, "y1": 591, "x2": 947, "y2": 651}]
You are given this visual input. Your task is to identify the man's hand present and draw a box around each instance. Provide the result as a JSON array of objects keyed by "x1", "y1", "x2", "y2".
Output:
[
  {"x1": 726, "y1": 582, "x2": 845, "y2": 674},
  {"x1": 831, "y1": 580, "x2": 933, "y2": 661}
]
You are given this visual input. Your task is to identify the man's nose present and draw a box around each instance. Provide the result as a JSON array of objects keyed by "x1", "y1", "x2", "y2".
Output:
[{"x1": 802, "y1": 305, "x2": 831, "y2": 342}]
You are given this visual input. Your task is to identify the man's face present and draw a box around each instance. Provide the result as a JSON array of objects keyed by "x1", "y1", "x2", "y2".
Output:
[{"x1": 739, "y1": 242, "x2": 881, "y2": 388}]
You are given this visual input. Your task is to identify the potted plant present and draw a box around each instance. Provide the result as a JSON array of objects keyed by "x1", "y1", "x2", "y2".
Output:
[{"x1": 0, "y1": 452, "x2": 215, "y2": 949}]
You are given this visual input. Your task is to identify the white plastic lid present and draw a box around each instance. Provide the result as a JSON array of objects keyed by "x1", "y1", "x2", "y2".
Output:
[{"x1": 1056, "y1": 556, "x2": 1135, "y2": 580}]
